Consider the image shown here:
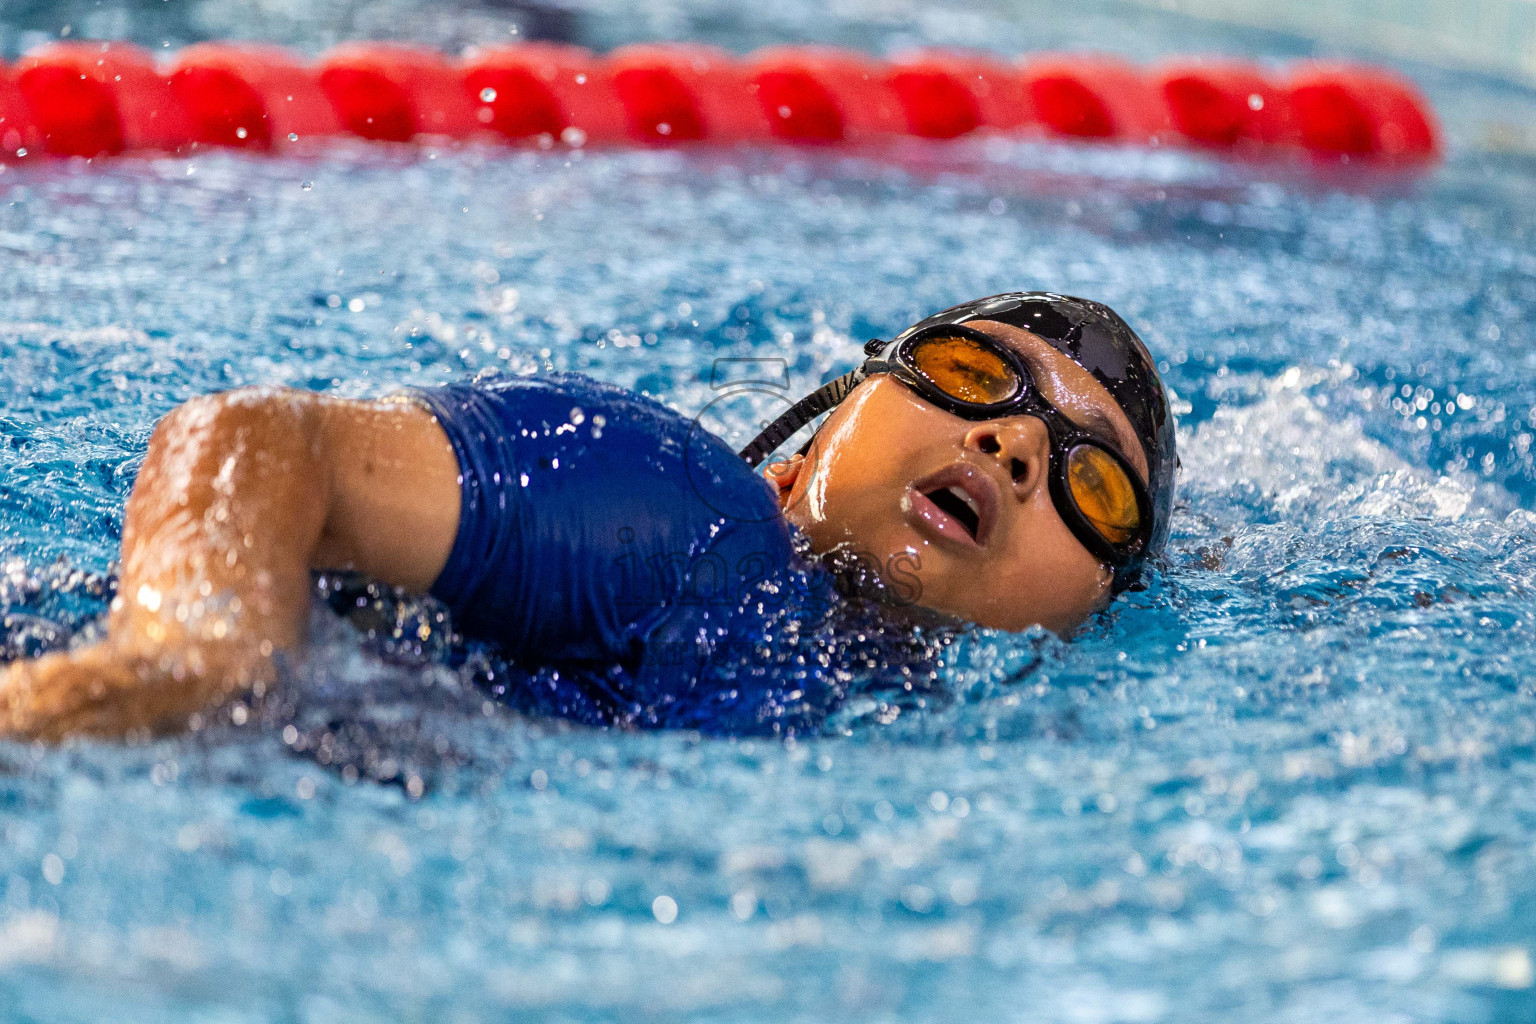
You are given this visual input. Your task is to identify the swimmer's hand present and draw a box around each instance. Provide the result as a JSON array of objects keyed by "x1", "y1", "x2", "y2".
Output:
[{"x1": 0, "y1": 387, "x2": 461, "y2": 741}]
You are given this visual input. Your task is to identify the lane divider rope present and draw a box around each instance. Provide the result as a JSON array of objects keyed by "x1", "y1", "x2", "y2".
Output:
[{"x1": 0, "y1": 41, "x2": 1441, "y2": 165}]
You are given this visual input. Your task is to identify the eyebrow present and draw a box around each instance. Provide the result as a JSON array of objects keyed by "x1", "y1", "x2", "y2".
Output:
[
  {"x1": 1071, "y1": 406, "x2": 1124, "y2": 448},
  {"x1": 1069, "y1": 403, "x2": 1141, "y2": 465},
  {"x1": 1012, "y1": 349, "x2": 1127, "y2": 446},
  {"x1": 1013, "y1": 348, "x2": 1146, "y2": 478}
]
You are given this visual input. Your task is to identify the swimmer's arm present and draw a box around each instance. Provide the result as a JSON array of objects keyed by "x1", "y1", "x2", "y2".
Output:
[{"x1": 0, "y1": 388, "x2": 462, "y2": 740}]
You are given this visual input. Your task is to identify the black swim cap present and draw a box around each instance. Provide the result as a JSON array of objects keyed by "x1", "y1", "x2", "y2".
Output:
[{"x1": 894, "y1": 292, "x2": 1178, "y2": 573}]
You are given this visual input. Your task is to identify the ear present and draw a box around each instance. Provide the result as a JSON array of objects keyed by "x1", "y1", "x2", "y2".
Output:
[{"x1": 763, "y1": 454, "x2": 805, "y2": 510}]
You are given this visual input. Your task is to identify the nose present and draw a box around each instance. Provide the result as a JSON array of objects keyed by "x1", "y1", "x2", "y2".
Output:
[{"x1": 964, "y1": 417, "x2": 1051, "y2": 498}]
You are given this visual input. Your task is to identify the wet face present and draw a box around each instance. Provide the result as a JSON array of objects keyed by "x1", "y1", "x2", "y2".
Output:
[{"x1": 766, "y1": 320, "x2": 1150, "y2": 634}]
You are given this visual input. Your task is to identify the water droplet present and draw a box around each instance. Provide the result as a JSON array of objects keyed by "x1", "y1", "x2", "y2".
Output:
[
  {"x1": 729, "y1": 890, "x2": 755, "y2": 920},
  {"x1": 235, "y1": 127, "x2": 248, "y2": 139},
  {"x1": 480, "y1": 87, "x2": 497, "y2": 103},
  {"x1": 301, "y1": 181, "x2": 313, "y2": 191},
  {"x1": 651, "y1": 895, "x2": 678, "y2": 923}
]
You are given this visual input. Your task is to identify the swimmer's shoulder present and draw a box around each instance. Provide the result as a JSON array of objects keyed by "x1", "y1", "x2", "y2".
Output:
[
  {"x1": 413, "y1": 370, "x2": 760, "y2": 477},
  {"x1": 405, "y1": 370, "x2": 695, "y2": 431}
]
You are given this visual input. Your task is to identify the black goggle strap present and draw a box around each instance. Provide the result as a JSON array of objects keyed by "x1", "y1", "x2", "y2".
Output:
[{"x1": 739, "y1": 366, "x2": 869, "y2": 467}]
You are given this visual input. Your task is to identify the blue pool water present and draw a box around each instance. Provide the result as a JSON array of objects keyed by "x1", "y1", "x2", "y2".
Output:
[{"x1": 4, "y1": 1, "x2": 1536, "y2": 1021}]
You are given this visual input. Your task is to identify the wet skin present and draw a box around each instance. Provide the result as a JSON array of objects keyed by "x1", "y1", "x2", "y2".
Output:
[
  {"x1": 0, "y1": 321, "x2": 1147, "y2": 739},
  {"x1": 766, "y1": 320, "x2": 1150, "y2": 634},
  {"x1": 0, "y1": 392, "x2": 463, "y2": 740}
]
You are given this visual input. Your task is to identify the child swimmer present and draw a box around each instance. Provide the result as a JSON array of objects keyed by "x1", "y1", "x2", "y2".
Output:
[{"x1": 0, "y1": 291, "x2": 1176, "y2": 740}]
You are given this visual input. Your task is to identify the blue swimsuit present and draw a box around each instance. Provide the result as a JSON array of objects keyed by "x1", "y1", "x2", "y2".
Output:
[{"x1": 412, "y1": 372, "x2": 850, "y2": 735}]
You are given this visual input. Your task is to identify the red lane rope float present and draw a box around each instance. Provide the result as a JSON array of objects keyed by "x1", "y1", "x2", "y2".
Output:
[
  {"x1": 747, "y1": 46, "x2": 906, "y2": 144},
  {"x1": 0, "y1": 41, "x2": 1442, "y2": 166},
  {"x1": 0, "y1": 65, "x2": 42, "y2": 157},
  {"x1": 1019, "y1": 54, "x2": 1171, "y2": 144},
  {"x1": 317, "y1": 42, "x2": 479, "y2": 142},
  {"x1": 888, "y1": 51, "x2": 1033, "y2": 139},
  {"x1": 1153, "y1": 60, "x2": 1295, "y2": 152},
  {"x1": 607, "y1": 44, "x2": 769, "y2": 143},
  {"x1": 462, "y1": 43, "x2": 628, "y2": 146},
  {"x1": 1286, "y1": 62, "x2": 1438, "y2": 161},
  {"x1": 170, "y1": 43, "x2": 339, "y2": 150},
  {"x1": 16, "y1": 42, "x2": 192, "y2": 156}
]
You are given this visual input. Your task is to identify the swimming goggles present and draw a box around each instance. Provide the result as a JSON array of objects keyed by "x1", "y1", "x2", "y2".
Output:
[{"x1": 739, "y1": 323, "x2": 1152, "y2": 569}]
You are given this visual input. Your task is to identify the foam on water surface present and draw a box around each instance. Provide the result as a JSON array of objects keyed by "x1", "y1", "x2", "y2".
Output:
[{"x1": 2, "y1": 3, "x2": 1536, "y2": 1022}]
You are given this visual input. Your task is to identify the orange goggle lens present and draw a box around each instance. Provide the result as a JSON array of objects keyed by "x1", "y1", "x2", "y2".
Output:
[
  {"x1": 1067, "y1": 444, "x2": 1141, "y2": 546},
  {"x1": 906, "y1": 332, "x2": 1021, "y2": 405}
]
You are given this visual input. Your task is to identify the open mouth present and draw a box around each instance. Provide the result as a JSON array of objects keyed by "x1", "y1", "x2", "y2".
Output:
[
  {"x1": 924, "y1": 485, "x2": 982, "y2": 541},
  {"x1": 906, "y1": 464, "x2": 1000, "y2": 550}
]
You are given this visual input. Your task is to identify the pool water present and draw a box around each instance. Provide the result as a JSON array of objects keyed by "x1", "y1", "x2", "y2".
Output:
[{"x1": 4, "y1": 2, "x2": 1536, "y2": 1022}]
